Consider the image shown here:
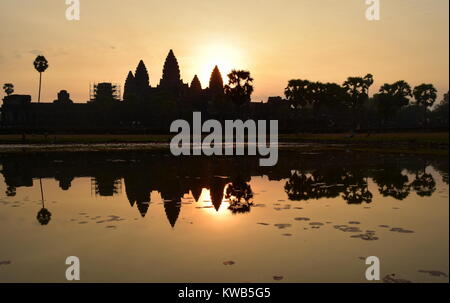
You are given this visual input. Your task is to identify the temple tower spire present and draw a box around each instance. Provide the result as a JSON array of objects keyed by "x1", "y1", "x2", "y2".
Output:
[{"x1": 159, "y1": 49, "x2": 182, "y2": 92}]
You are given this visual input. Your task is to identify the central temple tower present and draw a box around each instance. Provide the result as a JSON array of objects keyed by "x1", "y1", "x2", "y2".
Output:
[{"x1": 159, "y1": 49, "x2": 183, "y2": 93}]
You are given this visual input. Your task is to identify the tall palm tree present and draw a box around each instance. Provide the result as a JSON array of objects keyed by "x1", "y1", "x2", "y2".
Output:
[
  {"x1": 3, "y1": 83, "x2": 14, "y2": 96},
  {"x1": 33, "y1": 55, "x2": 49, "y2": 103},
  {"x1": 36, "y1": 178, "x2": 52, "y2": 225}
]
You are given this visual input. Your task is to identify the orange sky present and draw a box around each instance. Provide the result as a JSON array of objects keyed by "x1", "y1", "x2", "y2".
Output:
[{"x1": 0, "y1": 0, "x2": 448, "y2": 103}]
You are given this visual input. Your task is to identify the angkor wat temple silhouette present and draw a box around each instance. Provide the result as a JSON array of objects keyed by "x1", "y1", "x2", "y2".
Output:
[{"x1": 0, "y1": 50, "x2": 289, "y2": 132}]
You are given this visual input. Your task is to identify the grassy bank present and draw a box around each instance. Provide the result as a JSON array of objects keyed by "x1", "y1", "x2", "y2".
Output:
[
  {"x1": 279, "y1": 132, "x2": 449, "y2": 145},
  {"x1": 0, "y1": 134, "x2": 172, "y2": 144}
]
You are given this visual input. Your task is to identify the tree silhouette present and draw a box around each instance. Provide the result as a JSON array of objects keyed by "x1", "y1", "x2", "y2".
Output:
[
  {"x1": 413, "y1": 84, "x2": 437, "y2": 108},
  {"x1": 225, "y1": 176, "x2": 253, "y2": 214},
  {"x1": 364, "y1": 74, "x2": 374, "y2": 96},
  {"x1": 341, "y1": 172, "x2": 373, "y2": 204},
  {"x1": 409, "y1": 163, "x2": 436, "y2": 197},
  {"x1": 410, "y1": 172, "x2": 436, "y2": 197},
  {"x1": 36, "y1": 178, "x2": 52, "y2": 225},
  {"x1": 284, "y1": 79, "x2": 311, "y2": 109},
  {"x1": 372, "y1": 167, "x2": 411, "y2": 200},
  {"x1": 413, "y1": 84, "x2": 437, "y2": 128},
  {"x1": 3, "y1": 83, "x2": 14, "y2": 96},
  {"x1": 5, "y1": 186, "x2": 16, "y2": 197},
  {"x1": 224, "y1": 70, "x2": 254, "y2": 106},
  {"x1": 374, "y1": 80, "x2": 412, "y2": 128},
  {"x1": 37, "y1": 208, "x2": 52, "y2": 225},
  {"x1": 33, "y1": 55, "x2": 49, "y2": 103},
  {"x1": 432, "y1": 92, "x2": 449, "y2": 128},
  {"x1": 284, "y1": 171, "x2": 315, "y2": 201},
  {"x1": 343, "y1": 74, "x2": 373, "y2": 130}
]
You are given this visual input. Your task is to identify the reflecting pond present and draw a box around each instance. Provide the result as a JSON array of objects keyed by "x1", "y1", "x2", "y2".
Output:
[{"x1": 0, "y1": 149, "x2": 448, "y2": 282}]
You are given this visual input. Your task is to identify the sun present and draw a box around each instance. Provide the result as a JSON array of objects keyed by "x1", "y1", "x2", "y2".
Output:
[{"x1": 195, "y1": 43, "x2": 242, "y2": 88}]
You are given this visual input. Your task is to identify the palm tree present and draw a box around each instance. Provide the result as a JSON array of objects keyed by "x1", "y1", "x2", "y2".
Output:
[
  {"x1": 3, "y1": 83, "x2": 14, "y2": 96},
  {"x1": 343, "y1": 74, "x2": 374, "y2": 131},
  {"x1": 413, "y1": 84, "x2": 437, "y2": 129},
  {"x1": 374, "y1": 80, "x2": 412, "y2": 129},
  {"x1": 33, "y1": 55, "x2": 49, "y2": 103},
  {"x1": 284, "y1": 79, "x2": 312, "y2": 109},
  {"x1": 224, "y1": 70, "x2": 254, "y2": 106}
]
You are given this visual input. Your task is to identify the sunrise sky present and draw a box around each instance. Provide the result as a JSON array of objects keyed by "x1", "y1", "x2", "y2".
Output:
[{"x1": 0, "y1": 0, "x2": 448, "y2": 103}]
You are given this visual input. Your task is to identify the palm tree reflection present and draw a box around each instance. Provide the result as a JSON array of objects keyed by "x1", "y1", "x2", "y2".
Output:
[
  {"x1": 36, "y1": 178, "x2": 52, "y2": 225},
  {"x1": 225, "y1": 176, "x2": 254, "y2": 214},
  {"x1": 410, "y1": 164, "x2": 436, "y2": 197},
  {"x1": 341, "y1": 171, "x2": 373, "y2": 204}
]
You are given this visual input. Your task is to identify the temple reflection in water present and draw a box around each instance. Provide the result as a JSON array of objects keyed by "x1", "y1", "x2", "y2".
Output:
[{"x1": 0, "y1": 150, "x2": 447, "y2": 227}]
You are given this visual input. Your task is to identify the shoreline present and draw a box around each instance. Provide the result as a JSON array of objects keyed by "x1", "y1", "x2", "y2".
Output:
[{"x1": 0, "y1": 139, "x2": 447, "y2": 156}]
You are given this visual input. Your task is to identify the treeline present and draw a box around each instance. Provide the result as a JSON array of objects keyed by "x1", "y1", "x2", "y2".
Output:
[{"x1": 279, "y1": 74, "x2": 448, "y2": 132}]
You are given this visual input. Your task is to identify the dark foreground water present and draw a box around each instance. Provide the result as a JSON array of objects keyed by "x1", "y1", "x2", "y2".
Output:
[{"x1": 0, "y1": 148, "x2": 448, "y2": 282}]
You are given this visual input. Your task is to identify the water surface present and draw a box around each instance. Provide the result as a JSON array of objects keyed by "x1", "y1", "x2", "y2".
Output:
[{"x1": 0, "y1": 149, "x2": 448, "y2": 282}]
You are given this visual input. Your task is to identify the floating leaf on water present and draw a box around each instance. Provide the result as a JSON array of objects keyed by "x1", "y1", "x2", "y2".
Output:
[
  {"x1": 382, "y1": 274, "x2": 412, "y2": 283},
  {"x1": 390, "y1": 227, "x2": 414, "y2": 234},
  {"x1": 418, "y1": 270, "x2": 448, "y2": 278},
  {"x1": 257, "y1": 223, "x2": 270, "y2": 226},
  {"x1": 350, "y1": 233, "x2": 379, "y2": 241},
  {"x1": 294, "y1": 217, "x2": 310, "y2": 221},
  {"x1": 274, "y1": 224, "x2": 291, "y2": 229},
  {"x1": 253, "y1": 204, "x2": 266, "y2": 208},
  {"x1": 282, "y1": 233, "x2": 293, "y2": 237},
  {"x1": 348, "y1": 221, "x2": 360, "y2": 225},
  {"x1": 334, "y1": 225, "x2": 362, "y2": 233},
  {"x1": 309, "y1": 222, "x2": 324, "y2": 226},
  {"x1": 223, "y1": 261, "x2": 235, "y2": 266},
  {"x1": 0, "y1": 260, "x2": 12, "y2": 266},
  {"x1": 273, "y1": 275, "x2": 284, "y2": 281}
]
